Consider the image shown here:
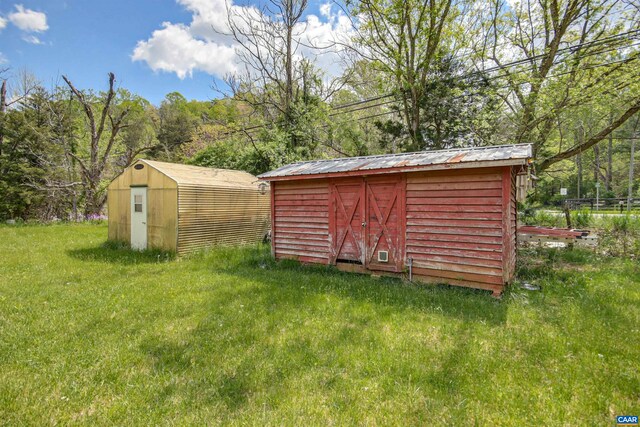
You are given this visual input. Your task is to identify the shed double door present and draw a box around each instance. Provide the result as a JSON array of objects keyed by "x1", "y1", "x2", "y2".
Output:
[{"x1": 329, "y1": 176, "x2": 405, "y2": 272}]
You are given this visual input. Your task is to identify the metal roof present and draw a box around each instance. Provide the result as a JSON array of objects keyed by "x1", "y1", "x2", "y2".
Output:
[
  {"x1": 259, "y1": 144, "x2": 532, "y2": 180},
  {"x1": 141, "y1": 160, "x2": 261, "y2": 189}
]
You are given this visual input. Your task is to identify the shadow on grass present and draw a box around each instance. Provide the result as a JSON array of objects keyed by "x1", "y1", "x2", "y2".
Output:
[
  {"x1": 134, "y1": 245, "x2": 640, "y2": 419},
  {"x1": 67, "y1": 241, "x2": 175, "y2": 265},
  {"x1": 188, "y1": 244, "x2": 510, "y2": 326},
  {"x1": 135, "y1": 246, "x2": 513, "y2": 417}
]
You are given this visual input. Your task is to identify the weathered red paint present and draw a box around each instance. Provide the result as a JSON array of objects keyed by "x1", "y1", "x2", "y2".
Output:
[
  {"x1": 270, "y1": 181, "x2": 276, "y2": 258},
  {"x1": 269, "y1": 166, "x2": 523, "y2": 295},
  {"x1": 364, "y1": 175, "x2": 405, "y2": 272},
  {"x1": 272, "y1": 179, "x2": 331, "y2": 264},
  {"x1": 330, "y1": 179, "x2": 365, "y2": 263},
  {"x1": 501, "y1": 167, "x2": 512, "y2": 283}
]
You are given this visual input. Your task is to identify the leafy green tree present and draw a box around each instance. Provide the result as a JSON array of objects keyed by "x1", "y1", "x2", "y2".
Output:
[
  {"x1": 347, "y1": 0, "x2": 464, "y2": 150},
  {"x1": 154, "y1": 92, "x2": 198, "y2": 160},
  {"x1": 0, "y1": 83, "x2": 75, "y2": 220},
  {"x1": 118, "y1": 94, "x2": 159, "y2": 166},
  {"x1": 473, "y1": 0, "x2": 640, "y2": 171}
]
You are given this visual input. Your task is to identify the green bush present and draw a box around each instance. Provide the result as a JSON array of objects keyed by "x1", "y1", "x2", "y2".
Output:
[
  {"x1": 523, "y1": 209, "x2": 565, "y2": 227},
  {"x1": 597, "y1": 214, "x2": 640, "y2": 258},
  {"x1": 571, "y1": 209, "x2": 593, "y2": 228}
]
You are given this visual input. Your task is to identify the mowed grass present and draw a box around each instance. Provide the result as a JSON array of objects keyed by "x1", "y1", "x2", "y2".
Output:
[{"x1": 0, "y1": 224, "x2": 638, "y2": 425}]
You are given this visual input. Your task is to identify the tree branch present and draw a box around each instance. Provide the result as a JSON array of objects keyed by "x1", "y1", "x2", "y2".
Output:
[{"x1": 539, "y1": 98, "x2": 640, "y2": 170}]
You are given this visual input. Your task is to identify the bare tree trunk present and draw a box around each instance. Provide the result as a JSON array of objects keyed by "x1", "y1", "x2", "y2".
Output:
[
  {"x1": 62, "y1": 73, "x2": 130, "y2": 217},
  {"x1": 285, "y1": 0, "x2": 293, "y2": 116},
  {"x1": 594, "y1": 144, "x2": 600, "y2": 183},
  {"x1": 606, "y1": 113, "x2": 613, "y2": 191},
  {"x1": 564, "y1": 204, "x2": 572, "y2": 229}
]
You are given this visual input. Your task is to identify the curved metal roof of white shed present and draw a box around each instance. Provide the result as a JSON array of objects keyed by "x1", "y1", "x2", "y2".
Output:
[
  {"x1": 140, "y1": 160, "x2": 261, "y2": 189},
  {"x1": 258, "y1": 143, "x2": 533, "y2": 181}
]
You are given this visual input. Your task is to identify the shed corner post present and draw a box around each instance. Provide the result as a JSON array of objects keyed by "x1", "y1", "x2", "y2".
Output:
[
  {"x1": 270, "y1": 181, "x2": 276, "y2": 259},
  {"x1": 327, "y1": 181, "x2": 337, "y2": 265},
  {"x1": 398, "y1": 173, "x2": 407, "y2": 272},
  {"x1": 501, "y1": 166, "x2": 513, "y2": 287},
  {"x1": 175, "y1": 185, "x2": 180, "y2": 255}
]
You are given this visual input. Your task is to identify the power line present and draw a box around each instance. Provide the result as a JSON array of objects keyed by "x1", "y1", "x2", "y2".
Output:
[
  {"x1": 322, "y1": 27, "x2": 640, "y2": 118},
  {"x1": 235, "y1": 53, "x2": 640, "y2": 137},
  {"x1": 330, "y1": 54, "x2": 639, "y2": 121},
  {"x1": 215, "y1": 29, "x2": 640, "y2": 141}
]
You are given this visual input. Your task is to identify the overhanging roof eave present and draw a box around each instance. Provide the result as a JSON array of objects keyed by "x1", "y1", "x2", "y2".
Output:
[{"x1": 259, "y1": 158, "x2": 529, "y2": 181}]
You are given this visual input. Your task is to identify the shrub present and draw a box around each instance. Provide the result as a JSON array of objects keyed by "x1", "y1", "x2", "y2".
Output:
[
  {"x1": 523, "y1": 209, "x2": 565, "y2": 227},
  {"x1": 571, "y1": 209, "x2": 593, "y2": 228},
  {"x1": 597, "y1": 214, "x2": 640, "y2": 258}
]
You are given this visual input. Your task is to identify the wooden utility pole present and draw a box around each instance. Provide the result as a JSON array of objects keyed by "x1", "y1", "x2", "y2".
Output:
[{"x1": 576, "y1": 126, "x2": 583, "y2": 199}]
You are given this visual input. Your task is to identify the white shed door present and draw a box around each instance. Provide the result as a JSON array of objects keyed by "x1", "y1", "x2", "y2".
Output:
[{"x1": 130, "y1": 187, "x2": 148, "y2": 250}]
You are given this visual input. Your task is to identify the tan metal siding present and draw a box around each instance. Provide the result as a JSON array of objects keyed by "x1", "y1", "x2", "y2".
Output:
[
  {"x1": 107, "y1": 161, "x2": 179, "y2": 252},
  {"x1": 107, "y1": 187, "x2": 132, "y2": 242},
  {"x1": 177, "y1": 184, "x2": 270, "y2": 254}
]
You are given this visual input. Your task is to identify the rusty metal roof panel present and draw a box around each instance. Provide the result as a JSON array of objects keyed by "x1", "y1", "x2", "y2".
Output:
[{"x1": 259, "y1": 143, "x2": 532, "y2": 179}]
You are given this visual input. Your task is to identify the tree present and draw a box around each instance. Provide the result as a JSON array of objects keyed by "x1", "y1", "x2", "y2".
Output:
[
  {"x1": 225, "y1": 0, "x2": 309, "y2": 122},
  {"x1": 154, "y1": 92, "x2": 197, "y2": 160},
  {"x1": 0, "y1": 69, "x2": 37, "y2": 157},
  {"x1": 62, "y1": 73, "x2": 131, "y2": 217},
  {"x1": 473, "y1": 0, "x2": 640, "y2": 171},
  {"x1": 117, "y1": 93, "x2": 159, "y2": 166},
  {"x1": 346, "y1": 0, "x2": 463, "y2": 150},
  {"x1": 220, "y1": 0, "x2": 341, "y2": 167}
]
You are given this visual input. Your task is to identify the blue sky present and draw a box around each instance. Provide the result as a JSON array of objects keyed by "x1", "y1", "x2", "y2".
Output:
[{"x1": 0, "y1": 0, "x2": 348, "y2": 105}]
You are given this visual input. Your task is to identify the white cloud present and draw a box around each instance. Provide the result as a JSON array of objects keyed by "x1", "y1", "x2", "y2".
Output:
[
  {"x1": 0, "y1": 52, "x2": 8, "y2": 64},
  {"x1": 8, "y1": 4, "x2": 48, "y2": 33},
  {"x1": 22, "y1": 34, "x2": 43, "y2": 45},
  {"x1": 0, "y1": 16, "x2": 7, "y2": 31},
  {"x1": 132, "y1": 0, "x2": 353, "y2": 80},
  {"x1": 319, "y1": 3, "x2": 332, "y2": 18},
  {"x1": 132, "y1": 22, "x2": 237, "y2": 79}
]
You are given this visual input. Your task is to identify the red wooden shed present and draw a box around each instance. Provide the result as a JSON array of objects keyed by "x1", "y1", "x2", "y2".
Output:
[{"x1": 258, "y1": 144, "x2": 532, "y2": 296}]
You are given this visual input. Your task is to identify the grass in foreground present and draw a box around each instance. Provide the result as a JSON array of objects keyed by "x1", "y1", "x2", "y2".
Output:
[{"x1": 0, "y1": 224, "x2": 638, "y2": 425}]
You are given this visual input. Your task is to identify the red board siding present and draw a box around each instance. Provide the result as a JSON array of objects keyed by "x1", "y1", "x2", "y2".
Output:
[
  {"x1": 364, "y1": 176, "x2": 405, "y2": 272},
  {"x1": 269, "y1": 165, "x2": 517, "y2": 294},
  {"x1": 507, "y1": 167, "x2": 518, "y2": 281},
  {"x1": 272, "y1": 179, "x2": 330, "y2": 263},
  {"x1": 330, "y1": 180, "x2": 366, "y2": 263},
  {"x1": 405, "y1": 168, "x2": 506, "y2": 291}
]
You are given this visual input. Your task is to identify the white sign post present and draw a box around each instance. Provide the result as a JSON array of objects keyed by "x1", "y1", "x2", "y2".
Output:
[
  {"x1": 560, "y1": 187, "x2": 568, "y2": 214},
  {"x1": 595, "y1": 182, "x2": 600, "y2": 211}
]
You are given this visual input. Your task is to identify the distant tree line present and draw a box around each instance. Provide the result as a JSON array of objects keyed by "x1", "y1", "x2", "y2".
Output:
[{"x1": 1, "y1": 0, "x2": 639, "y2": 220}]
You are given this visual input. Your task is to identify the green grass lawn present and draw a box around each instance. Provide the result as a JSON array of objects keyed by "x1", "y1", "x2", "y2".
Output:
[{"x1": 1, "y1": 224, "x2": 638, "y2": 425}]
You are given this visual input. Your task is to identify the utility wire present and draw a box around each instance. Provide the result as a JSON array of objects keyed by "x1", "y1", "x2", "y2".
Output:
[
  {"x1": 322, "y1": 28, "x2": 640, "y2": 118},
  {"x1": 233, "y1": 54, "x2": 640, "y2": 138},
  {"x1": 329, "y1": 50, "x2": 640, "y2": 120},
  {"x1": 216, "y1": 30, "x2": 640, "y2": 140}
]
